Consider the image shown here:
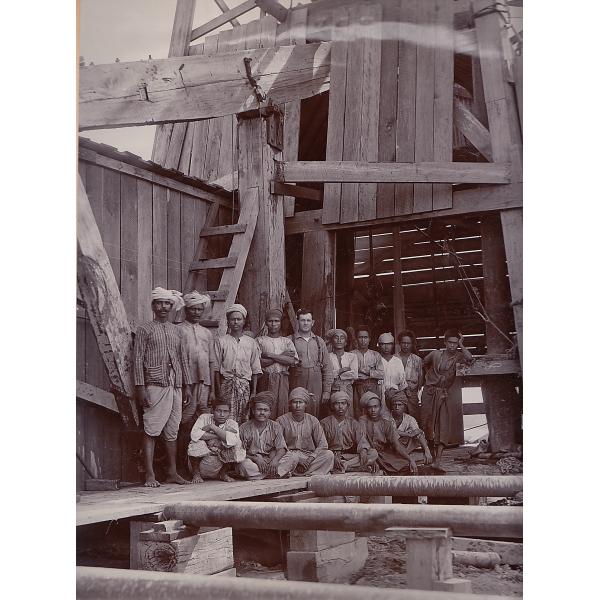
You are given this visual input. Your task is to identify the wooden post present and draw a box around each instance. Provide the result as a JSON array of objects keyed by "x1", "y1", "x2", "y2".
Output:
[
  {"x1": 237, "y1": 117, "x2": 287, "y2": 332},
  {"x1": 77, "y1": 176, "x2": 138, "y2": 429},
  {"x1": 481, "y1": 214, "x2": 522, "y2": 451},
  {"x1": 404, "y1": 528, "x2": 453, "y2": 591},
  {"x1": 392, "y1": 227, "x2": 406, "y2": 334}
]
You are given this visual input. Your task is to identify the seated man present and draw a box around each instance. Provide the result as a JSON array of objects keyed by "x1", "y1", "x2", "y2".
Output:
[
  {"x1": 385, "y1": 388, "x2": 433, "y2": 464},
  {"x1": 276, "y1": 387, "x2": 335, "y2": 476},
  {"x1": 238, "y1": 391, "x2": 300, "y2": 479},
  {"x1": 320, "y1": 390, "x2": 378, "y2": 473},
  {"x1": 359, "y1": 391, "x2": 418, "y2": 475},
  {"x1": 187, "y1": 399, "x2": 249, "y2": 483}
]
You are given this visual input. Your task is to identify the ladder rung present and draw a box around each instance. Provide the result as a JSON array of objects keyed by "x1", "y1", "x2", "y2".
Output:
[
  {"x1": 199, "y1": 224, "x2": 247, "y2": 237},
  {"x1": 189, "y1": 256, "x2": 238, "y2": 271}
]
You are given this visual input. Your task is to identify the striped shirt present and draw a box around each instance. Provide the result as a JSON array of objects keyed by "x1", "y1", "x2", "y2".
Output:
[
  {"x1": 214, "y1": 333, "x2": 262, "y2": 381},
  {"x1": 239, "y1": 419, "x2": 287, "y2": 456},
  {"x1": 134, "y1": 320, "x2": 191, "y2": 387}
]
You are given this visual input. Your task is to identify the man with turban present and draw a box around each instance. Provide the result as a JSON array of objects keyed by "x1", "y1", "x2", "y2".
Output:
[
  {"x1": 134, "y1": 287, "x2": 192, "y2": 487},
  {"x1": 276, "y1": 387, "x2": 334, "y2": 475},
  {"x1": 326, "y1": 329, "x2": 359, "y2": 417},
  {"x1": 385, "y1": 389, "x2": 432, "y2": 464},
  {"x1": 238, "y1": 391, "x2": 300, "y2": 479},
  {"x1": 351, "y1": 327, "x2": 385, "y2": 418},
  {"x1": 176, "y1": 291, "x2": 216, "y2": 474},
  {"x1": 288, "y1": 309, "x2": 333, "y2": 419},
  {"x1": 256, "y1": 308, "x2": 298, "y2": 418},
  {"x1": 396, "y1": 330, "x2": 425, "y2": 424},
  {"x1": 320, "y1": 391, "x2": 377, "y2": 473},
  {"x1": 214, "y1": 304, "x2": 262, "y2": 423},
  {"x1": 377, "y1": 332, "x2": 409, "y2": 419},
  {"x1": 359, "y1": 391, "x2": 418, "y2": 475}
]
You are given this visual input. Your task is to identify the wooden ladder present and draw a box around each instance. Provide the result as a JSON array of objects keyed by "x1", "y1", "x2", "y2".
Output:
[{"x1": 182, "y1": 187, "x2": 259, "y2": 335}]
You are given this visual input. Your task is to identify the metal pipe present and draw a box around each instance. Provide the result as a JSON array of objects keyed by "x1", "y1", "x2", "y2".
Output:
[
  {"x1": 163, "y1": 501, "x2": 523, "y2": 539},
  {"x1": 77, "y1": 567, "x2": 516, "y2": 600},
  {"x1": 308, "y1": 475, "x2": 523, "y2": 498},
  {"x1": 452, "y1": 550, "x2": 501, "y2": 568}
]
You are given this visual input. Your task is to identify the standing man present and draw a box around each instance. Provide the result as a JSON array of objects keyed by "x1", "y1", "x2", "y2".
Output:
[
  {"x1": 351, "y1": 328, "x2": 385, "y2": 418},
  {"x1": 176, "y1": 291, "x2": 216, "y2": 473},
  {"x1": 256, "y1": 308, "x2": 298, "y2": 418},
  {"x1": 396, "y1": 330, "x2": 424, "y2": 424},
  {"x1": 214, "y1": 304, "x2": 262, "y2": 424},
  {"x1": 289, "y1": 309, "x2": 333, "y2": 418},
  {"x1": 134, "y1": 287, "x2": 192, "y2": 487},
  {"x1": 421, "y1": 329, "x2": 474, "y2": 468},
  {"x1": 377, "y1": 332, "x2": 408, "y2": 418},
  {"x1": 326, "y1": 329, "x2": 359, "y2": 417}
]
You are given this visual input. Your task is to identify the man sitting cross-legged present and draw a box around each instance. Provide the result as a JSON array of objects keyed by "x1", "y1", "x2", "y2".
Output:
[
  {"x1": 187, "y1": 399, "x2": 249, "y2": 483},
  {"x1": 320, "y1": 390, "x2": 378, "y2": 473},
  {"x1": 276, "y1": 387, "x2": 335, "y2": 476},
  {"x1": 238, "y1": 391, "x2": 301, "y2": 480},
  {"x1": 386, "y1": 388, "x2": 433, "y2": 465}
]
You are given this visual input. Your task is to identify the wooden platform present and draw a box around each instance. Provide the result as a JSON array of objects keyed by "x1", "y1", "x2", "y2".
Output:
[{"x1": 77, "y1": 478, "x2": 309, "y2": 526}]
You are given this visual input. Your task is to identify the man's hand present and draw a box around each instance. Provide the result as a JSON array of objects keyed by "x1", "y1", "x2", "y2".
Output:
[
  {"x1": 359, "y1": 449, "x2": 369, "y2": 468},
  {"x1": 338, "y1": 367, "x2": 351, "y2": 375},
  {"x1": 282, "y1": 350, "x2": 297, "y2": 357},
  {"x1": 409, "y1": 459, "x2": 418, "y2": 475},
  {"x1": 252, "y1": 455, "x2": 268, "y2": 473},
  {"x1": 183, "y1": 385, "x2": 193, "y2": 407},
  {"x1": 136, "y1": 385, "x2": 150, "y2": 409},
  {"x1": 297, "y1": 453, "x2": 313, "y2": 469},
  {"x1": 265, "y1": 459, "x2": 280, "y2": 478},
  {"x1": 424, "y1": 448, "x2": 433, "y2": 465},
  {"x1": 333, "y1": 453, "x2": 344, "y2": 472},
  {"x1": 458, "y1": 333, "x2": 466, "y2": 349}
]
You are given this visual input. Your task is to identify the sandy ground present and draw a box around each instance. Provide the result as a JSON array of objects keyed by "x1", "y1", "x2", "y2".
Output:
[{"x1": 238, "y1": 532, "x2": 523, "y2": 596}]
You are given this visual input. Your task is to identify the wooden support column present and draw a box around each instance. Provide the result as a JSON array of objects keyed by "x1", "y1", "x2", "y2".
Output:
[
  {"x1": 301, "y1": 230, "x2": 336, "y2": 336},
  {"x1": 392, "y1": 227, "x2": 406, "y2": 334},
  {"x1": 237, "y1": 116, "x2": 287, "y2": 333},
  {"x1": 77, "y1": 176, "x2": 138, "y2": 429},
  {"x1": 404, "y1": 528, "x2": 453, "y2": 591},
  {"x1": 481, "y1": 214, "x2": 521, "y2": 451},
  {"x1": 334, "y1": 229, "x2": 355, "y2": 331}
]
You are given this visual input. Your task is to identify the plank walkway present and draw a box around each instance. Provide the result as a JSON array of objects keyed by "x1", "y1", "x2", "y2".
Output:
[{"x1": 77, "y1": 478, "x2": 308, "y2": 526}]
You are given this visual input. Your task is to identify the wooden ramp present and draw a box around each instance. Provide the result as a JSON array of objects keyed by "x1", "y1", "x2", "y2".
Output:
[{"x1": 77, "y1": 477, "x2": 308, "y2": 526}]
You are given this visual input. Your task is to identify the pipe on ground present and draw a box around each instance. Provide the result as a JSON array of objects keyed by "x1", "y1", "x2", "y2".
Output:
[
  {"x1": 452, "y1": 550, "x2": 502, "y2": 568},
  {"x1": 163, "y1": 500, "x2": 523, "y2": 539},
  {"x1": 76, "y1": 567, "x2": 516, "y2": 600},
  {"x1": 309, "y1": 475, "x2": 523, "y2": 498}
]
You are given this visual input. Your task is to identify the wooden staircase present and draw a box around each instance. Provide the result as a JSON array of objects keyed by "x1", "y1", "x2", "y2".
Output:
[{"x1": 182, "y1": 187, "x2": 259, "y2": 335}]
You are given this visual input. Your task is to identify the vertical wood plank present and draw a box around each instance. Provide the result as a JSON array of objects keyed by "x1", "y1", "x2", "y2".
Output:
[
  {"x1": 377, "y1": 3, "x2": 399, "y2": 219},
  {"x1": 77, "y1": 315, "x2": 87, "y2": 381},
  {"x1": 180, "y1": 195, "x2": 200, "y2": 293},
  {"x1": 85, "y1": 163, "x2": 104, "y2": 230},
  {"x1": 322, "y1": 10, "x2": 349, "y2": 224},
  {"x1": 177, "y1": 122, "x2": 194, "y2": 175},
  {"x1": 120, "y1": 174, "x2": 139, "y2": 327},
  {"x1": 432, "y1": 0, "x2": 454, "y2": 210},
  {"x1": 358, "y1": 3, "x2": 381, "y2": 222},
  {"x1": 152, "y1": 185, "x2": 168, "y2": 287},
  {"x1": 102, "y1": 168, "x2": 121, "y2": 285},
  {"x1": 189, "y1": 120, "x2": 209, "y2": 179},
  {"x1": 244, "y1": 19, "x2": 262, "y2": 49},
  {"x1": 167, "y1": 190, "x2": 182, "y2": 291},
  {"x1": 413, "y1": 0, "x2": 435, "y2": 212},
  {"x1": 259, "y1": 14, "x2": 278, "y2": 47},
  {"x1": 76, "y1": 401, "x2": 85, "y2": 490},
  {"x1": 137, "y1": 179, "x2": 153, "y2": 323},
  {"x1": 340, "y1": 10, "x2": 364, "y2": 224},
  {"x1": 392, "y1": 227, "x2": 406, "y2": 334},
  {"x1": 395, "y1": 0, "x2": 417, "y2": 215},
  {"x1": 78, "y1": 160, "x2": 87, "y2": 187}
]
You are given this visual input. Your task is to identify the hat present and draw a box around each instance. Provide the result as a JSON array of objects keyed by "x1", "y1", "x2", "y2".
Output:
[
  {"x1": 325, "y1": 328, "x2": 347, "y2": 341},
  {"x1": 359, "y1": 390, "x2": 381, "y2": 409},
  {"x1": 151, "y1": 287, "x2": 184, "y2": 311},
  {"x1": 183, "y1": 290, "x2": 211, "y2": 309},
  {"x1": 289, "y1": 387, "x2": 312, "y2": 403},
  {"x1": 385, "y1": 387, "x2": 408, "y2": 409},
  {"x1": 329, "y1": 390, "x2": 350, "y2": 405},
  {"x1": 378, "y1": 332, "x2": 394, "y2": 344},
  {"x1": 226, "y1": 303, "x2": 247, "y2": 319},
  {"x1": 265, "y1": 308, "x2": 283, "y2": 320},
  {"x1": 251, "y1": 391, "x2": 275, "y2": 409}
]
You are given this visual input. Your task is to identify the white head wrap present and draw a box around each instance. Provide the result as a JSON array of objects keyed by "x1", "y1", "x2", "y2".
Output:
[
  {"x1": 226, "y1": 303, "x2": 248, "y2": 319},
  {"x1": 183, "y1": 290, "x2": 211, "y2": 310},
  {"x1": 378, "y1": 332, "x2": 395, "y2": 344},
  {"x1": 151, "y1": 287, "x2": 184, "y2": 312}
]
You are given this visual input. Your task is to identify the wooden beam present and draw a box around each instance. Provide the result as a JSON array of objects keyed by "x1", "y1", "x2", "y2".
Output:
[
  {"x1": 285, "y1": 183, "x2": 522, "y2": 234},
  {"x1": 255, "y1": 0, "x2": 289, "y2": 22},
  {"x1": 79, "y1": 43, "x2": 331, "y2": 130},
  {"x1": 456, "y1": 355, "x2": 521, "y2": 377},
  {"x1": 276, "y1": 161, "x2": 510, "y2": 184},
  {"x1": 454, "y1": 103, "x2": 493, "y2": 162},
  {"x1": 462, "y1": 403, "x2": 485, "y2": 416},
  {"x1": 392, "y1": 227, "x2": 406, "y2": 333},
  {"x1": 77, "y1": 176, "x2": 139, "y2": 428},
  {"x1": 270, "y1": 181, "x2": 322, "y2": 202},
  {"x1": 190, "y1": 0, "x2": 257, "y2": 41},
  {"x1": 76, "y1": 380, "x2": 119, "y2": 413},
  {"x1": 213, "y1": 0, "x2": 241, "y2": 27}
]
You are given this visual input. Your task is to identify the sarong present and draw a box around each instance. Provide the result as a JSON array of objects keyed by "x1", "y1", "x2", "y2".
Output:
[
  {"x1": 420, "y1": 384, "x2": 450, "y2": 446},
  {"x1": 257, "y1": 371, "x2": 290, "y2": 419},
  {"x1": 406, "y1": 390, "x2": 421, "y2": 425},
  {"x1": 143, "y1": 374, "x2": 182, "y2": 441},
  {"x1": 221, "y1": 376, "x2": 251, "y2": 424},
  {"x1": 376, "y1": 449, "x2": 410, "y2": 474}
]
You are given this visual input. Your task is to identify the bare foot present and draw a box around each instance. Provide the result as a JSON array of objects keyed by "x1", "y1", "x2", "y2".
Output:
[
  {"x1": 219, "y1": 474, "x2": 235, "y2": 482},
  {"x1": 192, "y1": 474, "x2": 204, "y2": 484},
  {"x1": 144, "y1": 476, "x2": 161, "y2": 488},
  {"x1": 165, "y1": 473, "x2": 191, "y2": 485}
]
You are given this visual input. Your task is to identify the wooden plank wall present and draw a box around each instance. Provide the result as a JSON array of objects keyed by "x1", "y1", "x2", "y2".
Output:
[
  {"x1": 77, "y1": 147, "x2": 211, "y2": 488},
  {"x1": 322, "y1": 0, "x2": 456, "y2": 224}
]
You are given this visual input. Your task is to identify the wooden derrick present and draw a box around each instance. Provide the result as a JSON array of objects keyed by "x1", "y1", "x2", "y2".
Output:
[{"x1": 77, "y1": 176, "x2": 138, "y2": 428}]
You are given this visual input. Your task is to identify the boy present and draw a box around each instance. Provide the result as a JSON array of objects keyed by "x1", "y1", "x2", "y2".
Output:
[
  {"x1": 238, "y1": 391, "x2": 299, "y2": 479},
  {"x1": 187, "y1": 399, "x2": 247, "y2": 483},
  {"x1": 320, "y1": 390, "x2": 377, "y2": 473}
]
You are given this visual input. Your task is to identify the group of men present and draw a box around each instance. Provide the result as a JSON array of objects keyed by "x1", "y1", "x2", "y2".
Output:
[{"x1": 134, "y1": 287, "x2": 474, "y2": 487}]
